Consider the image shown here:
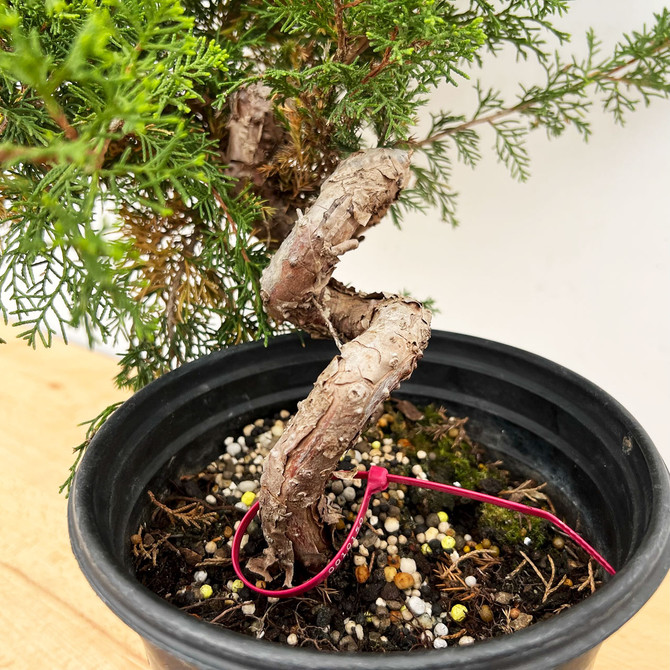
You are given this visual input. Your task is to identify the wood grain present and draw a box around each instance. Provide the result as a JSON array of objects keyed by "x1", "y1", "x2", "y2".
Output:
[{"x1": 0, "y1": 322, "x2": 667, "y2": 669}]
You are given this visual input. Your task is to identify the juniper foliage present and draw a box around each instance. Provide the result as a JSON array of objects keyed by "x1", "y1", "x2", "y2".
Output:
[{"x1": 1, "y1": 1, "x2": 669, "y2": 490}]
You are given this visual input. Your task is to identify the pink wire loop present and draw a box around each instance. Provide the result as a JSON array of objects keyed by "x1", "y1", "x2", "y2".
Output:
[{"x1": 231, "y1": 465, "x2": 615, "y2": 598}]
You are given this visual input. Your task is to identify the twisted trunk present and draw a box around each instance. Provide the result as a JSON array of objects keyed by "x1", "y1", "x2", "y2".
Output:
[{"x1": 248, "y1": 148, "x2": 432, "y2": 585}]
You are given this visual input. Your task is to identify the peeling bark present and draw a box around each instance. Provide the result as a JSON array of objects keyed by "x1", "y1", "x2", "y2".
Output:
[
  {"x1": 248, "y1": 148, "x2": 432, "y2": 585},
  {"x1": 225, "y1": 83, "x2": 296, "y2": 245}
]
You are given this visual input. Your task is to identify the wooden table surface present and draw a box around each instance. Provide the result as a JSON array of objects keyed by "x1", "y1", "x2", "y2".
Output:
[{"x1": 1, "y1": 323, "x2": 668, "y2": 669}]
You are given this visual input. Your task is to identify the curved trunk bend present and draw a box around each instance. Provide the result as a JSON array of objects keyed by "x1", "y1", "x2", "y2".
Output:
[{"x1": 249, "y1": 148, "x2": 432, "y2": 586}]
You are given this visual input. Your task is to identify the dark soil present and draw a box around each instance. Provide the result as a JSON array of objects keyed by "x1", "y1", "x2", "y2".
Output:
[{"x1": 131, "y1": 400, "x2": 603, "y2": 652}]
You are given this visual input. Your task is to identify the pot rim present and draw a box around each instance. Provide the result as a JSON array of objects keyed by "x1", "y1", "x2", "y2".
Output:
[{"x1": 68, "y1": 330, "x2": 670, "y2": 670}]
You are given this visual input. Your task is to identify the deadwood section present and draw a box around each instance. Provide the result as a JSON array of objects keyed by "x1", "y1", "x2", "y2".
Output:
[{"x1": 250, "y1": 149, "x2": 432, "y2": 585}]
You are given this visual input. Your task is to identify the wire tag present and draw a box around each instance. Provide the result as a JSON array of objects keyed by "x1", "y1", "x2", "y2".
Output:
[{"x1": 231, "y1": 465, "x2": 615, "y2": 598}]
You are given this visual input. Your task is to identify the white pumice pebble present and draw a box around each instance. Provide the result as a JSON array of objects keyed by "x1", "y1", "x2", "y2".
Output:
[
  {"x1": 524, "y1": 536, "x2": 532, "y2": 546},
  {"x1": 434, "y1": 622, "x2": 449, "y2": 637},
  {"x1": 205, "y1": 494, "x2": 217, "y2": 505},
  {"x1": 384, "y1": 517, "x2": 400, "y2": 533},
  {"x1": 465, "y1": 575, "x2": 478, "y2": 587},
  {"x1": 193, "y1": 570, "x2": 207, "y2": 583},
  {"x1": 459, "y1": 636, "x2": 475, "y2": 646},
  {"x1": 434, "y1": 638, "x2": 448, "y2": 649},
  {"x1": 242, "y1": 603, "x2": 256, "y2": 616},
  {"x1": 416, "y1": 450, "x2": 427, "y2": 460},
  {"x1": 407, "y1": 596, "x2": 426, "y2": 617},
  {"x1": 353, "y1": 555, "x2": 367, "y2": 566},
  {"x1": 464, "y1": 534, "x2": 472, "y2": 542},
  {"x1": 286, "y1": 633, "x2": 298, "y2": 646},
  {"x1": 226, "y1": 443, "x2": 242, "y2": 457},
  {"x1": 400, "y1": 557, "x2": 416, "y2": 574}
]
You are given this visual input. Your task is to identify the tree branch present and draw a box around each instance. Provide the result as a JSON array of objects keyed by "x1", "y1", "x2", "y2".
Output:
[{"x1": 416, "y1": 39, "x2": 670, "y2": 148}]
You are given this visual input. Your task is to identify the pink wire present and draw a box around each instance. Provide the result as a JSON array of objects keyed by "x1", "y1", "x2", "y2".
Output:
[{"x1": 231, "y1": 465, "x2": 615, "y2": 598}]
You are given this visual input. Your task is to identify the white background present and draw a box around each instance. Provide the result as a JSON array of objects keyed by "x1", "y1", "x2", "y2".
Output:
[{"x1": 339, "y1": 2, "x2": 670, "y2": 464}]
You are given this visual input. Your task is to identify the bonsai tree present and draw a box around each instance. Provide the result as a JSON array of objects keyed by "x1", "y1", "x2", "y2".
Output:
[{"x1": 2, "y1": 0, "x2": 669, "y2": 586}]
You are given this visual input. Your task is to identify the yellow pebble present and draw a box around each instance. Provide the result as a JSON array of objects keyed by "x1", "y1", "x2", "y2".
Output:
[
  {"x1": 241, "y1": 491, "x2": 256, "y2": 507},
  {"x1": 421, "y1": 543, "x2": 432, "y2": 555},
  {"x1": 231, "y1": 579, "x2": 244, "y2": 593},
  {"x1": 371, "y1": 440, "x2": 381, "y2": 449},
  {"x1": 450, "y1": 604, "x2": 468, "y2": 623},
  {"x1": 463, "y1": 545, "x2": 471, "y2": 553},
  {"x1": 199, "y1": 584, "x2": 213, "y2": 599},
  {"x1": 441, "y1": 536, "x2": 456, "y2": 550},
  {"x1": 437, "y1": 511, "x2": 449, "y2": 523}
]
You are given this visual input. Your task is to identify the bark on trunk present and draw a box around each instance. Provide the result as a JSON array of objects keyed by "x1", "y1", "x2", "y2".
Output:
[
  {"x1": 225, "y1": 83, "x2": 296, "y2": 246},
  {"x1": 248, "y1": 148, "x2": 432, "y2": 585}
]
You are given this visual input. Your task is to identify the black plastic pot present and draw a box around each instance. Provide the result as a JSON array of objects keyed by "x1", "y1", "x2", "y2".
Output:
[{"x1": 69, "y1": 331, "x2": 670, "y2": 670}]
